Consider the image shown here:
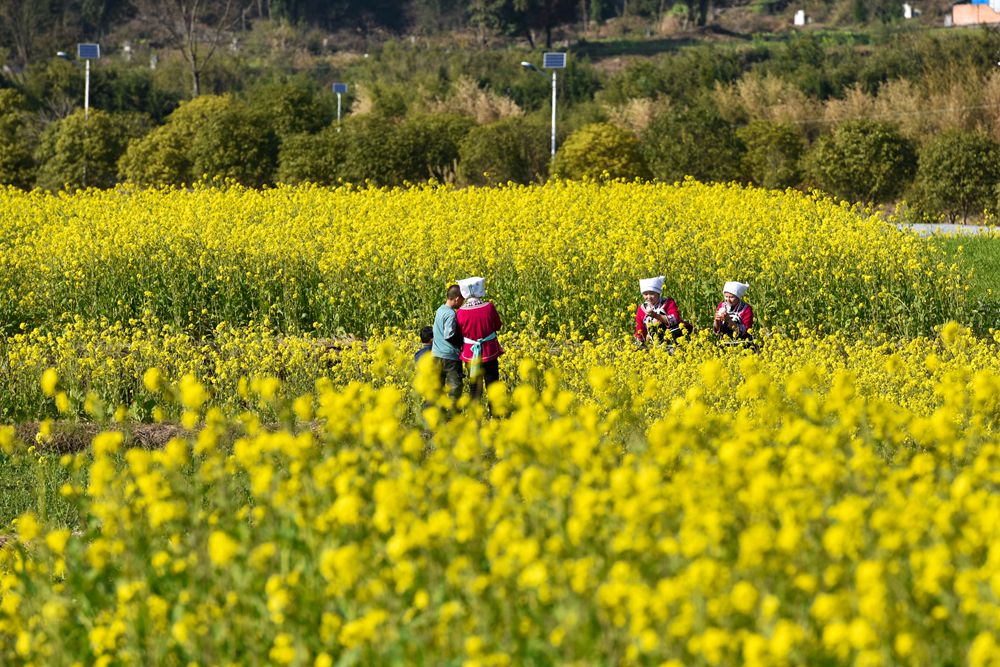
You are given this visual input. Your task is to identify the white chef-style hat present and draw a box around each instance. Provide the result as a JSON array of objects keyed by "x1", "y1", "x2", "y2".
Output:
[
  {"x1": 457, "y1": 276, "x2": 486, "y2": 298},
  {"x1": 639, "y1": 276, "x2": 665, "y2": 294},
  {"x1": 723, "y1": 281, "x2": 749, "y2": 298}
]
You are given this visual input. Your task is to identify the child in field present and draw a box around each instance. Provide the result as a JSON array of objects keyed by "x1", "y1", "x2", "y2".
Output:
[
  {"x1": 713, "y1": 281, "x2": 754, "y2": 346},
  {"x1": 634, "y1": 276, "x2": 692, "y2": 345},
  {"x1": 414, "y1": 326, "x2": 433, "y2": 364},
  {"x1": 456, "y1": 276, "x2": 503, "y2": 401},
  {"x1": 432, "y1": 285, "x2": 465, "y2": 403}
]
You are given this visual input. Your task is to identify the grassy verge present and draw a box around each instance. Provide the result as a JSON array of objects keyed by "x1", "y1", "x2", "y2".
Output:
[
  {"x1": 936, "y1": 234, "x2": 1000, "y2": 332},
  {"x1": 0, "y1": 454, "x2": 78, "y2": 530}
]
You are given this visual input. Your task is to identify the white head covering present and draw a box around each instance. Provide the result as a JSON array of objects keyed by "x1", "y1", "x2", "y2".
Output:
[
  {"x1": 723, "y1": 281, "x2": 749, "y2": 298},
  {"x1": 639, "y1": 276, "x2": 665, "y2": 294},
  {"x1": 457, "y1": 276, "x2": 486, "y2": 299}
]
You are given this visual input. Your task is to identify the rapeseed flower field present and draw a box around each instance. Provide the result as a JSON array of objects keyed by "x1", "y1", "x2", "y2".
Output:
[
  {"x1": 0, "y1": 182, "x2": 997, "y2": 665},
  {"x1": 0, "y1": 180, "x2": 965, "y2": 337}
]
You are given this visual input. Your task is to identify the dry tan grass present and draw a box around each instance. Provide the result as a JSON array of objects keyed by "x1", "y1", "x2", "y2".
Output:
[
  {"x1": 349, "y1": 83, "x2": 375, "y2": 115},
  {"x1": 978, "y1": 70, "x2": 1000, "y2": 142},
  {"x1": 427, "y1": 76, "x2": 523, "y2": 124},
  {"x1": 602, "y1": 96, "x2": 671, "y2": 134},
  {"x1": 714, "y1": 73, "x2": 822, "y2": 137},
  {"x1": 925, "y1": 80, "x2": 983, "y2": 136},
  {"x1": 871, "y1": 79, "x2": 929, "y2": 140},
  {"x1": 822, "y1": 84, "x2": 875, "y2": 126}
]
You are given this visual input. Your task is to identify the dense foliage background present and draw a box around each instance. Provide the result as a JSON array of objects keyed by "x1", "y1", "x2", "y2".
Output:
[{"x1": 3, "y1": 0, "x2": 1000, "y2": 220}]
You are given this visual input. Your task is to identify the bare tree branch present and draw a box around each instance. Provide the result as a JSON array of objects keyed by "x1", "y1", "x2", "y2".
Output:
[{"x1": 136, "y1": 0, "x2": 249, "y2": 97}]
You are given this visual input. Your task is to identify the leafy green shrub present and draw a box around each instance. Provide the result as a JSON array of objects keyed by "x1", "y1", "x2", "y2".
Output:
[
  {"x1": 337, "y1": 114, "x2": 404, "y2": 184},
  {"x1": 34, "y1": 109, "x2": 146, "y2": 191},
  {"x1": 277, "y1": 126, "x2": 349, "y2": 186},
  {"x1": 189, "y1": 104, "x2": 279, "y2": 187},
  {"x1": 92, "y1": 67, "x2": 181, "y2": 123},
  {"x1": 909, "y1": 131, "x2": 1000, "y2": 223},
  {"x1": 278, "y1": 113, "x2": 474, "y2": 186},
  {"x1": 0, "y1": 90, "x2": 37, "y2": 189},
  {"x1": 599, "y1": 46, "x2": 744, "y2": 106},
  {"x1": 457, "y1": 117, "x2": 552, "y2": 186},
  {"x1": 641, "y1": 102, "x2": 746, "y2": 184},
  {"x1": 552, "y1": 122, "x2": 649, "y2": 181},
  {"x1": 245, "y1": 79, "x2": 335, "y2": 138},
  {"x1": 736, "y1": 120, "x2": 804, "y2": 190},
  {"x1": 120, "y1": 95, "x2": 278, "y2": 188},
  {"x1": 119, "y1": 96, "x2": 233, "y2": 186},
  {"x1": 392, "y1": 114, "x2": 475, "y2": 183},
  {"x1": 16, "y1": 59, "x2": 82, "y2": 114},
  {"x1": 804, "y1": 119, "x2": 916, "y2": 203}
]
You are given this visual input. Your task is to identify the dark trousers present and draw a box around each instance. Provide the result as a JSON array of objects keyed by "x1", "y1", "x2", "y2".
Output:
[
  {"x1": 469, "y1": 359, "x2": 500, "y2": 401},
  {"x1": 668, "y1": 321, "x2": 693, "y2": 341},
  {"x1": 650, "y1": 321, "x2": 692, "y2": 344},
  {"x1": 437, "y1": 358, "x2": 463, "y2": 403}
]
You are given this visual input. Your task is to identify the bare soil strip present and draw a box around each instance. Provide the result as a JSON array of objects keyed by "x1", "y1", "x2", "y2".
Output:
[{"x1": 13, "y1": 422, "x2": 190, "y2": 454}]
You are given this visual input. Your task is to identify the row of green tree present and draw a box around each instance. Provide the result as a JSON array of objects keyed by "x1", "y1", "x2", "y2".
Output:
[
  {"x1": 2, "y1": 3, "x2": 973, "y2": 105},
  {"x1": 555, "y1": 116, "x2": 1000, "y2": 223},
  {"x1": 7, "y1": 24, "x2": 1000, "y2": 130},
  {"x1": 1, "y1": 0, "x2": 942, "y2": 71},
  {"x1": 3, "y1": 84, "x2": 997, "y2": 222}
]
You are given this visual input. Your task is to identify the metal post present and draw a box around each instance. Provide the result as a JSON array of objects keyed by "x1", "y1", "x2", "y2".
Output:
[
  {"x1": 332, "y1": 83, "x2": 348, "y2": 131},
  {"x1": 84, "y1": 59, "x2": 91, "y2": 119},
  {"x1": 550, "y1": 70, "x2": 557, "y2": 157},
  {"x1": 83, "y1": 60, "x2": 89, "y2": 185}
]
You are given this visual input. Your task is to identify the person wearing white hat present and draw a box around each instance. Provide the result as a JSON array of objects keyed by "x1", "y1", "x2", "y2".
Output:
[
  {"x1": 714, "y1": 281, "x2": 754, "y2": 344},
  {"x1": 456, "y1": 276, "x2": 503, "y2": 401},
  {"x1": 634, "y1": 275, "x2": 691, "y2": 345}
]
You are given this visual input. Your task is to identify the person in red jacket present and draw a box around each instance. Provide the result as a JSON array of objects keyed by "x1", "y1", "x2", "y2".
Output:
[
  {"x1": 714, "y1": 281, "x2": 755, "y2": 347},
  {"x1": 634, "y1": 275, "x2": 692, "y2": 346},
  {"x1": 456, "y1": 276, "x2": 503, "y2": 400}
]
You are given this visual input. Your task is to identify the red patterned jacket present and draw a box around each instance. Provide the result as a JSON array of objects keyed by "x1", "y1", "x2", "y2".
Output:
[
  {"x1": 713, "y1": 301, "x2": 754, "y2": 339},
  {"x1": 456, "y1": 301, "x2": 504, "y2": 363},
  {"x1": 635, "y1": 298, "x2": 682, "y2": 342}
]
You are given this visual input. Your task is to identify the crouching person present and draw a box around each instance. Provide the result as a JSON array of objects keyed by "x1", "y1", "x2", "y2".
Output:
[
  {"x1": 714, "y1": 281, "x2": 755, "y2": 349},
  {"x1": 635, "y1": 275, "x2": 692, "y2": 346}
]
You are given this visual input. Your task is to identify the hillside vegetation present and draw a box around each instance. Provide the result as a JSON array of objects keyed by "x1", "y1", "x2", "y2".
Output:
[{"x1": 4, "y1": 1, "x2": 1000, "y2": 218}]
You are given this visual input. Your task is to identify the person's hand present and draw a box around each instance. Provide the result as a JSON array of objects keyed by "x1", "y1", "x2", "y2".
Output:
[{"x1": 666, "y1": 314, "x2": 678, "y2": 327}]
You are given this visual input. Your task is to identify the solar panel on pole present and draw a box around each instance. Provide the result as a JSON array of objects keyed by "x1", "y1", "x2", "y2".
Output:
[
  {"x1": 77, "y1": 43, "x2": 100, "y2": 120},
  {"x1": 540, "y1": 53, "x2": 566, "y2": 158},
  {"x1": 332, "y1": 83, "x2": 348, "y2": 127},
  {"x1": 77, "y1": 43, "x2": 100, "y2": 59},
  {"x1": 542, "y1": 52, "x2": 566, "y2": 69}
]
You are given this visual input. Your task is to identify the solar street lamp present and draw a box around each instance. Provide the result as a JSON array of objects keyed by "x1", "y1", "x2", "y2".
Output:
[
  {"x1": 521, "y1": 52, "x2": 566, "y2": 158},
  {"x1": 332, "y1": 82, "x2": 348, "y2": 128},
  {"x1": 77, "y1": 43, "x2": 100, "y2": 119}
]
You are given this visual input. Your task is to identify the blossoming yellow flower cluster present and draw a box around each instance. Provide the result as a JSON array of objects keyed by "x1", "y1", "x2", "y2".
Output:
[
  {"x1": 0, "y1": 181, "x2": 965, "y2": 338},
  {"x1": 0, "y1": 181, "x2": 992, "y2": 664},
  {"x1": 0, "y1": 322, "x2": 998, "y2": 664},
  {"x1": 2, "y1": 315, "x2": 997, "y2": 425}
]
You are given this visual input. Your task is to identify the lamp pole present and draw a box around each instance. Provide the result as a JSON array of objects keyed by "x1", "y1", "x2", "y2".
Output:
[
  {"x1": 85, "y1": 59, "x2": 90, "y2": 118},
  {"x1": 550, "y1": 68, "x2": 557, "y2": 158},
  {"x1": 77, "y1": 43, "x2": 100, "y2": 119},
  {"x1": 521, "y1": 53, "x2": 567, "y2": 160},
  {"x1": 332, "y1": 83, "x2": 348, "y2": 128}
]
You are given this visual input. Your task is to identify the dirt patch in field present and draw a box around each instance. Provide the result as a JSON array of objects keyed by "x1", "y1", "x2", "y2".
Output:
[{"x1": 14, "y1": 422, "x2": 189, "y2": 454}]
